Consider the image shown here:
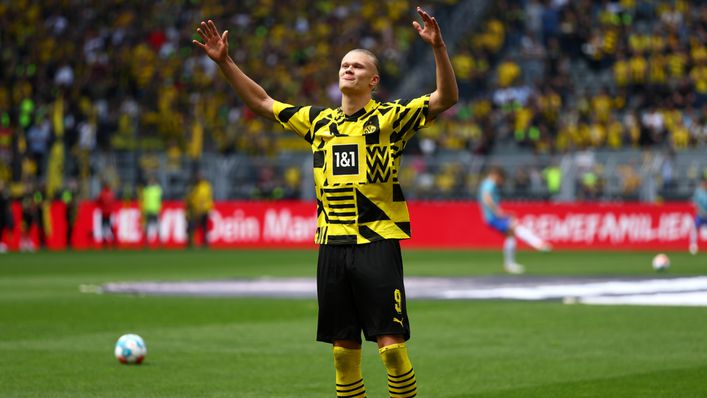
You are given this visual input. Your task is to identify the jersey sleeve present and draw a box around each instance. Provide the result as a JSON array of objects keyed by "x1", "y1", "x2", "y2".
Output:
[
  {"x1": 272, "y1": 100, "x2": 318, "y2": 139},
  {"x1": 479, "y1": 180, "x2": 491, "y2": 197},
  {"x1": 696, "y1": 190, "x2": 707, "y2": 214},
  {"x1": 392, "y1": 94, "x2": 431, "y2": 142}
]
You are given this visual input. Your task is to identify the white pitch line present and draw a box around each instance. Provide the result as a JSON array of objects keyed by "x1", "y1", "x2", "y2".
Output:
[
  {"x1": 580, "y1": 291, "x2": 707, "y2": 307},
  {"x1": 440, "y1": 277, "x2": 707, "y2": 301},
  {"x1": 100, "y1": 276, "x2": 707, "y2": 306}
]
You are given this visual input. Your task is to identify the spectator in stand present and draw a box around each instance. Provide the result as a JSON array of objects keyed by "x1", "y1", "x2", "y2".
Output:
[
  {"x1": 497, "y1": 57, "x2": 522, "y2": 88},
  {"x1": 542, "y1": 160, "x2": 562, "y2": 199},
  {"x1": 60, "y1": 179, "x2": 78, "y2": 250},
  {"x1": 0, "y1": 180, "x2": 13, "y2": 253},
  {"x1": 96, "y1": 180, "x2": 116, "y2": 248},
  {"x1": 19, "y1": 182, "x2": 47, "y2": 252},
  {"x1": 186, "y1": 172, "x2": 213, "y2": 248},
  {"x1": 452, "y1": 49, "x2": 476, "y2": 95},
  {"x1": 26, "y1": 115, "x2": 52, "y2": 178}
]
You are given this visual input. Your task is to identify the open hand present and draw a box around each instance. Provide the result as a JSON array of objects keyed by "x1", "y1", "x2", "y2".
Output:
[
  {"x1": 193, "y1": 20, "x2": 229, "y2": 63},
  {"x1": 412, "y1": 7, "x2": 445, "y2": 48}
]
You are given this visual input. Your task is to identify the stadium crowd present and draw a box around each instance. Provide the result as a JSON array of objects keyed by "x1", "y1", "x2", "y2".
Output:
[
  {"x1": 425, "y1": 0, "x2": 707, "y2": 156},
  {"x1": 0, "y1": 0, "x2": 462, "y2": 201},
  {"x1": 408, "y1": 0, "x2": 707, "y2": 200},
  {"x1": 0, "y1": 0, "x2": 705, "y2": 206}
]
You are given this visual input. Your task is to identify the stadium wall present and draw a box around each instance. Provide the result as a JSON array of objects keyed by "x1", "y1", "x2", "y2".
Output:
[{"x1": 3, "y1": 201, "x2": 701, "y2": 251}]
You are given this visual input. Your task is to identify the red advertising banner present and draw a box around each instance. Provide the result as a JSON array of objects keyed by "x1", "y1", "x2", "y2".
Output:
[
  {"x1": 409, "y1": 202, "x2": 701, "y2": 250},
  {"x1": 1, "y1": 201, "x2": 702, "y2": 251}
]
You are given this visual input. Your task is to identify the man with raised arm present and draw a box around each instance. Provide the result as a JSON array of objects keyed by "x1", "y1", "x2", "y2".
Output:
[{"x1": 195, "y1": 7, "x2": 457, "y2": 397}]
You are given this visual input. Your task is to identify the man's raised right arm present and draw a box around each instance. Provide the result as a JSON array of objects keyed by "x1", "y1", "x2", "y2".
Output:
[{"x1": 193, "y1": 20, "x2": 275, "y2": 121}]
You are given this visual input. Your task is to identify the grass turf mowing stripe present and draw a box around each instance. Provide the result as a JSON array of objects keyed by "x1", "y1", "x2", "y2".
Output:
[
  {"x1": 463, "y1": 365, "x2": 707, "y2": 398},
  {"x1": 1, "y1": 250, "x2": 706, "y2": 397}
]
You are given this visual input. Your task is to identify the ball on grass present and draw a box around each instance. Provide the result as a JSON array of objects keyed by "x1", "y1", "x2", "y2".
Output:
[
  {"x1": 651, "y1": 253, "x2": 670, "y2": 272},
  {"x1": 114, "y1": 334, "x2": 146, "y2": 364}
]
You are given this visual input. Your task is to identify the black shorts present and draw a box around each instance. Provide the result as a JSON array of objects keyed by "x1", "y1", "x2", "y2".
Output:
[
  {"x1": 22, "y1": 210, "x2": 36, "y2": 229},
  {"x1": 144, "y1": 213, "x2": 158, "y2": 225},
  {"x1": 316, "y1": 239, "x2": 410, "y2": 344}
]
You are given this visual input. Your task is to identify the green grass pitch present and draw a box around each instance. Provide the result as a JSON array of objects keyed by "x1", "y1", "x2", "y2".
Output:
[{"x1": 1, "y1": 249, "x2": 706, "y2": 397}]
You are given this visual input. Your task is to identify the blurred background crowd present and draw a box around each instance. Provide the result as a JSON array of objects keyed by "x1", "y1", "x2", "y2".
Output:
[{"x1": 0, "y1": 0, "x2": 706, "y2": 209}]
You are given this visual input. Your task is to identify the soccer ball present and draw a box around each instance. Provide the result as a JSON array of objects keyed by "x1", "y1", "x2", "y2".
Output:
[
  {"x1": 651, "y1": 253, "x2": 670, "y2": 272},
  {"x1": 114, "y1": 334, "x2": 147, "y2": 364}
]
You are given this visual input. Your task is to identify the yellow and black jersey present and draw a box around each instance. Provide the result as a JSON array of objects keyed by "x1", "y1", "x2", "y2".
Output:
[{"x1": 273, "y1": 95, "x2": 430, "y2": 245}]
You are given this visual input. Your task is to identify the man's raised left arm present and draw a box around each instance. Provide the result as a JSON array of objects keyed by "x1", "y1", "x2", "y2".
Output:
[{"x1": 412, "y1": 7, "x2": 459, "y2": 120}]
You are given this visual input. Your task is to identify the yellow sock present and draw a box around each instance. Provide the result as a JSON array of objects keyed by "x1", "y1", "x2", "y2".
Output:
[
  {"x1": 333, "y1": 346, "x2": 366, "y2": 397},
  {"x1": 379, "y1": 343, "x2": 417, "y2": 398}
]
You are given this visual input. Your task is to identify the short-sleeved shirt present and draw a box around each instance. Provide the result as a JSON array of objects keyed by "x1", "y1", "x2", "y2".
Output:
[
  {"x1": 478, "y1": 177, "x2": 500, "y2": 222},
  {"x1": 141, "y1": 184, "x2": 162, "y2": 215},
  {"x1": 694, "y1": 186, "x2": 707, "y2": 218},
  {"x1": 97, "y1": 188, "x2": 115, "y2": 217},
  {"x1": 273, "y1": 95, "x2": 430, "y2": 245},
  {"x1": 189, "y1": 180, "x2": 213, "y2": 216}
]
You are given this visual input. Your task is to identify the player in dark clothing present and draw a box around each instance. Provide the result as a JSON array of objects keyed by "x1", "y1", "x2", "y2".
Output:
[
  {"x1": 0, "y1": 180, "x2": 13, "y2": 253},
  {"x1": 61, "y1": 180, "x2": 78, "y2": 249},
  {"x1": 96, "y1": 181, "x2": 116, "y2": 248}
]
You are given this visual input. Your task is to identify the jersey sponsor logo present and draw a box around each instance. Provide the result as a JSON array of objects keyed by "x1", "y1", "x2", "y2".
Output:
[{"x1": 332, "y1": 144, "x2": 359, "y2": 176}]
